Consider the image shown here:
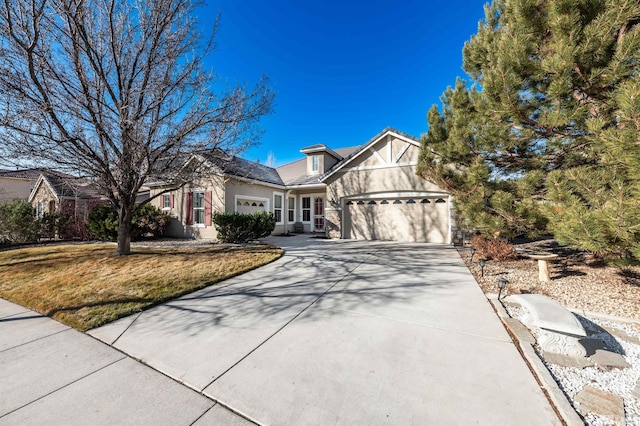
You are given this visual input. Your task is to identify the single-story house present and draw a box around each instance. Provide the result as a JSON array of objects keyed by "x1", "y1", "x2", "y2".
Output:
[
  {"x1": 28, "y1": 172, "x2": 108, "y2": 220},
  {"x1": 0, "y1": 168, "x2": 59, "y2": 202},
  {"x1": 149, "y1": 128, "x2": 458, "y2": 244}
]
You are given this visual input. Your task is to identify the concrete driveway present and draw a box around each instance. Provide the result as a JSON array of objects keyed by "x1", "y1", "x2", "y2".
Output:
[{"x1": 90, "y1": 236, "x2": 560, "y2": 425}]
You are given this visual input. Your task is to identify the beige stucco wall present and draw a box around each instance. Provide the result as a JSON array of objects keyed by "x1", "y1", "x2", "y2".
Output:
[
  {"x1": 149, "y1": 175, "x2": 225, "y2": 239},
  {"x1": 225, "y1": 179, "x2": 288, "y2": 234},
  {"x1": 324, "y1": 141, "x2": 452, "y2": 243},
  {"x1": 0, "y1": 177, "x2": 34, "y2": 202}
]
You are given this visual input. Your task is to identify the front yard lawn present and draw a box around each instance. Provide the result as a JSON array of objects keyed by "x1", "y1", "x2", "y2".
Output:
[{"x1": 0, "y1": 243, "x2": 283, "y2": 331}]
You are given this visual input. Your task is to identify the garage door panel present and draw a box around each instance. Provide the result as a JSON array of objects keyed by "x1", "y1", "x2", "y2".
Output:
[{"x1": 345, "y1": 198, "x2": 448, "y2": 243}]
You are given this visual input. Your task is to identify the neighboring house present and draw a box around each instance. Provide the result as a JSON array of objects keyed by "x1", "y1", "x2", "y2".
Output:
[
  {"x1": 0, "y1": 168, "x2": 56, "y2": 202},
  {"x1": 149, "y1": 128, "x2": 458, "y2": 244},
  {"x1": 28, "y1": 172, "x2": 108, "y2": 221}
]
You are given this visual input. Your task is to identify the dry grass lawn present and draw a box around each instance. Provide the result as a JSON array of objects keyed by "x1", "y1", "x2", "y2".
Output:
[{"x1": 0, "y1": 243, "x2": 283, "y2": 330}]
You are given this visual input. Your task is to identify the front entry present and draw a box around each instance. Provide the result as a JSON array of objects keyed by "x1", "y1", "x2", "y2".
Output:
[{"x1": 313, "y1": 197, "x2": 325, "y2": 232}]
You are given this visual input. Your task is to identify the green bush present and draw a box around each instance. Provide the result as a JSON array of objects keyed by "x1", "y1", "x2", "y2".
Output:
[
  {"x1": 87, "y1": 205, "x2": 119, "y2": 241},
  {"x1": 212, "y1": 211, "x2": 275, "y2": 243},
  {"x1": 87, "y1": 204, "x2": 170, "y2": 241},
  {"x1": 0, "y1": 199, "x2": 40, "y2": 243}
]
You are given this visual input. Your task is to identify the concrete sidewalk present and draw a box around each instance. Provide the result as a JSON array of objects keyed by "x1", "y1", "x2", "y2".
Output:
[
  {"x1": 0, "y1": 299, "x2": 252, "y2": 425},
  {"x1": 89, "y1": 236, "x2": 561, "y2": 425}
]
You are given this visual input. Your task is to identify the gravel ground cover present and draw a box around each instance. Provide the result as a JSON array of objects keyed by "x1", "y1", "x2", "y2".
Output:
[
  {"x1": 460, "y1": 238, "x2": 640, "y2": 321},
  {"x1": 459, "y1": 239, "x2": 640, "y2": 425}
]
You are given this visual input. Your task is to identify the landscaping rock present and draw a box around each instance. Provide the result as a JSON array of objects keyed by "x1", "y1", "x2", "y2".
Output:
[
  {"x1": 603, "y1": 325, "x2": 640, "y2": 346},
  {"x1": 542, "y1": 351, "x2": 592, "y2": 369},
  {"x1": 574, "y1": 386, "x2": 625, "y2": 425},
  {"x1": 589, "y1": 349, "x2": 631, "y2": 371},
  {"x1": 633, "y1": 379, "x2": 640, "y2": 401}
]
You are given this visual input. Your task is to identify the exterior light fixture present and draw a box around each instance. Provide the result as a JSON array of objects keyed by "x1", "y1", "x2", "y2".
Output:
[
  {"x1": 478, "y1": 258, "x2": 487, "y2": 277},
  {"x1": 497, "y1": 277, "x2": 509, "y2": 300}
]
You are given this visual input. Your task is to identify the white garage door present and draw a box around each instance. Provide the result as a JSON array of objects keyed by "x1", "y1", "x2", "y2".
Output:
[{"x1": 343, "y1": 197, "x2": 449, "y2": 243}]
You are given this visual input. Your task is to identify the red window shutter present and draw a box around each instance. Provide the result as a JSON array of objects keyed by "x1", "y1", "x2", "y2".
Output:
[
  {"x1": 170, "y1": 194, "x2": 174, "y2": 209},
  {"x1": 204, "y1": 190, "x2": 212, "y2": 226},
  {"x1": 186, "y1": 192, "x2": 193, "y2": 225}
]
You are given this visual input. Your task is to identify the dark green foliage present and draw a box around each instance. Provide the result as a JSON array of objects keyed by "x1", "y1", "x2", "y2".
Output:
[
  {"x1": 418, "y1": 0, "x2": 640, "y2": 259},
  {"x1": 88, "y1": 204, "x2": 170, "y2": 241},
  {"x1": 39, "y1": 212, "x2": 73, "y2": 240},
  {"x1": 212, "y1": 211, "x2": 276, "y2": 243},
  {"x1": 0, "y1": 199, "x2": 40, "y2": 243},
  {"x1": 87, "y1": 205, "x2": 119, "y2": 241}
]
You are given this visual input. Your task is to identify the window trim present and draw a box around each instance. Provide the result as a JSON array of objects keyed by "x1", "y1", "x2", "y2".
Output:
[
  {"x1": 301, "y1": 196, "x2": 311, "y2": 223},
  {"x1": 288, "y1": 196, "x2": 295, "y2": 223},
  {"x1": 192, "y1": 190, "x2": 205, "y2": 226},
  {"x1": 273, "y1": 192, "x2": 284, "y2": 225},
  {"x1": 162, "y1": 194, "x2": 171, "y2": 210},
  {"x1": 311, "y1": 155, "x2": 319, "y2": 172}
]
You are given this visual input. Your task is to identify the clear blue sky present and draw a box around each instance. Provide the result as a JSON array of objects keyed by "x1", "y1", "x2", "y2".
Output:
[{"x1": 201, "y1": 0, "x2": 487, "y2": 166}]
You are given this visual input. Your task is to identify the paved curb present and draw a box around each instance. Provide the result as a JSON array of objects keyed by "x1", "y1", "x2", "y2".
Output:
[{"x1": 486, "y1": 293, "x2": 585, "y2": 426}]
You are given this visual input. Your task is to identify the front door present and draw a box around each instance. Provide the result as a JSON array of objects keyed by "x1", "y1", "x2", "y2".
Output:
[{"x1": 313, "y1": 197, "x2": 325, "y2": 232}]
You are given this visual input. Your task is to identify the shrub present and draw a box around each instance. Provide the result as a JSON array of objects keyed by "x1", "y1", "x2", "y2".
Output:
[
  {"x1": 471, "y1": 234, "x2": 518, "y2": 261},
  {"x1": 132, "y1": 203, "x2": 171, "y2": 239},
  {"x1": 213, "y1": 211, "x2": 276, "y2": 243},
  {"x1": 88, "y1": 204, "x2": 170, "y2": 241},
  {"x1": 38, "y1": 212, "x2": 73, "y2": 240},
  {"x1": 0, "y1": 199, "x2": 39, "y2": 243},
  {"x1": 87, "y1": 205, "x2": 120, "y2": 241}
]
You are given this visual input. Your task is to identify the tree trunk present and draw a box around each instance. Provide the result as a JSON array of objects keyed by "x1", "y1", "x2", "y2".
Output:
[{"x1": 117, "y1": 205, "x2": 133, "y2": 256}]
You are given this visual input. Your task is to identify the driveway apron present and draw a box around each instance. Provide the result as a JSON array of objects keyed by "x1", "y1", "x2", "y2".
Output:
[{"x1": 90, "y1": 236, "x2": 561, "y2": 425}]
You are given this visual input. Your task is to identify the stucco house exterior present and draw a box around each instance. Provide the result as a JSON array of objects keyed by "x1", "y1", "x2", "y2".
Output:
[
  {"x1": 0, "y1": 168, "x2": 57, "y2": 202},
  {"x1": 149, "y1": 128, "x2": 457, "y2": 244}
]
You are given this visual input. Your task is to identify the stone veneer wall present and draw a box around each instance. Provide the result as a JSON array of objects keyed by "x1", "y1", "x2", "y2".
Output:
[
  {"x1": 325, "y1": 208, "x2": 341, "y2": 239},
  {"x1": 30, "y1": 183, "x2": 56, "y2": 214}
]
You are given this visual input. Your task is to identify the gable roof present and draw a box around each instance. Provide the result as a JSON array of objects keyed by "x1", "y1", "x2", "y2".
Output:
[
  {"x1": 321, "y1": 127, "x2": 420, "y2": 182},
  {"x1": 29, "y1": 172, "x2": 105, "y2": 202},
  {"x1": 276, "y1": 145, "x2": 361, "y2": 187}
]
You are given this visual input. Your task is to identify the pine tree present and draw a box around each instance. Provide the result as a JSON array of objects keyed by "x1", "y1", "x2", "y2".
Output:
[{"x1": 418, "y1": 0, "x2": 640, "y2": 259}]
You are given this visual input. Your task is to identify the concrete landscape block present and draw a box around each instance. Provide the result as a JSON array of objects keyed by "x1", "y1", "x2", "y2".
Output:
[
  {"x1": 507, "y1": 294, "x2": 586, "y2": 337},
  {"x1": 574, "y1": 385, "x2": 625, "y2": 425}
]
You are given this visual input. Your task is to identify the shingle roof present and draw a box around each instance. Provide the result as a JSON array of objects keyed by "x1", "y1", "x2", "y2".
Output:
[
  {"x1": 200, "y1": 150, "x2": 284, "y2": 186},
  {"x1": 42, "y1": 173, "x2": 105, "y2": 199},
  {"x1": 0, "y1": 168, "x2": 72, "y2": 180}
]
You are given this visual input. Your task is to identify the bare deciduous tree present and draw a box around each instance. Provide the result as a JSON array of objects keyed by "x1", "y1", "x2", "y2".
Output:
[{"x1": 0, "y1": 0, "x2": 274, "y2": 255}]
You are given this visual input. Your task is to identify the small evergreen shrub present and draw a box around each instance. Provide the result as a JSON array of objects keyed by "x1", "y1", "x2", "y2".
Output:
[
  {"x1": 87, "y1": 205, "x2": 120, "y2": 241},
  {"x1": 471, "y1": 235, "x2": 518, "y2": 261},
  {"x1": 213, "y1": 211, "x2": 276, "y2": 243},
  {"x1": 0, "y1": 199, "x2": 40, "y2": 243}
]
